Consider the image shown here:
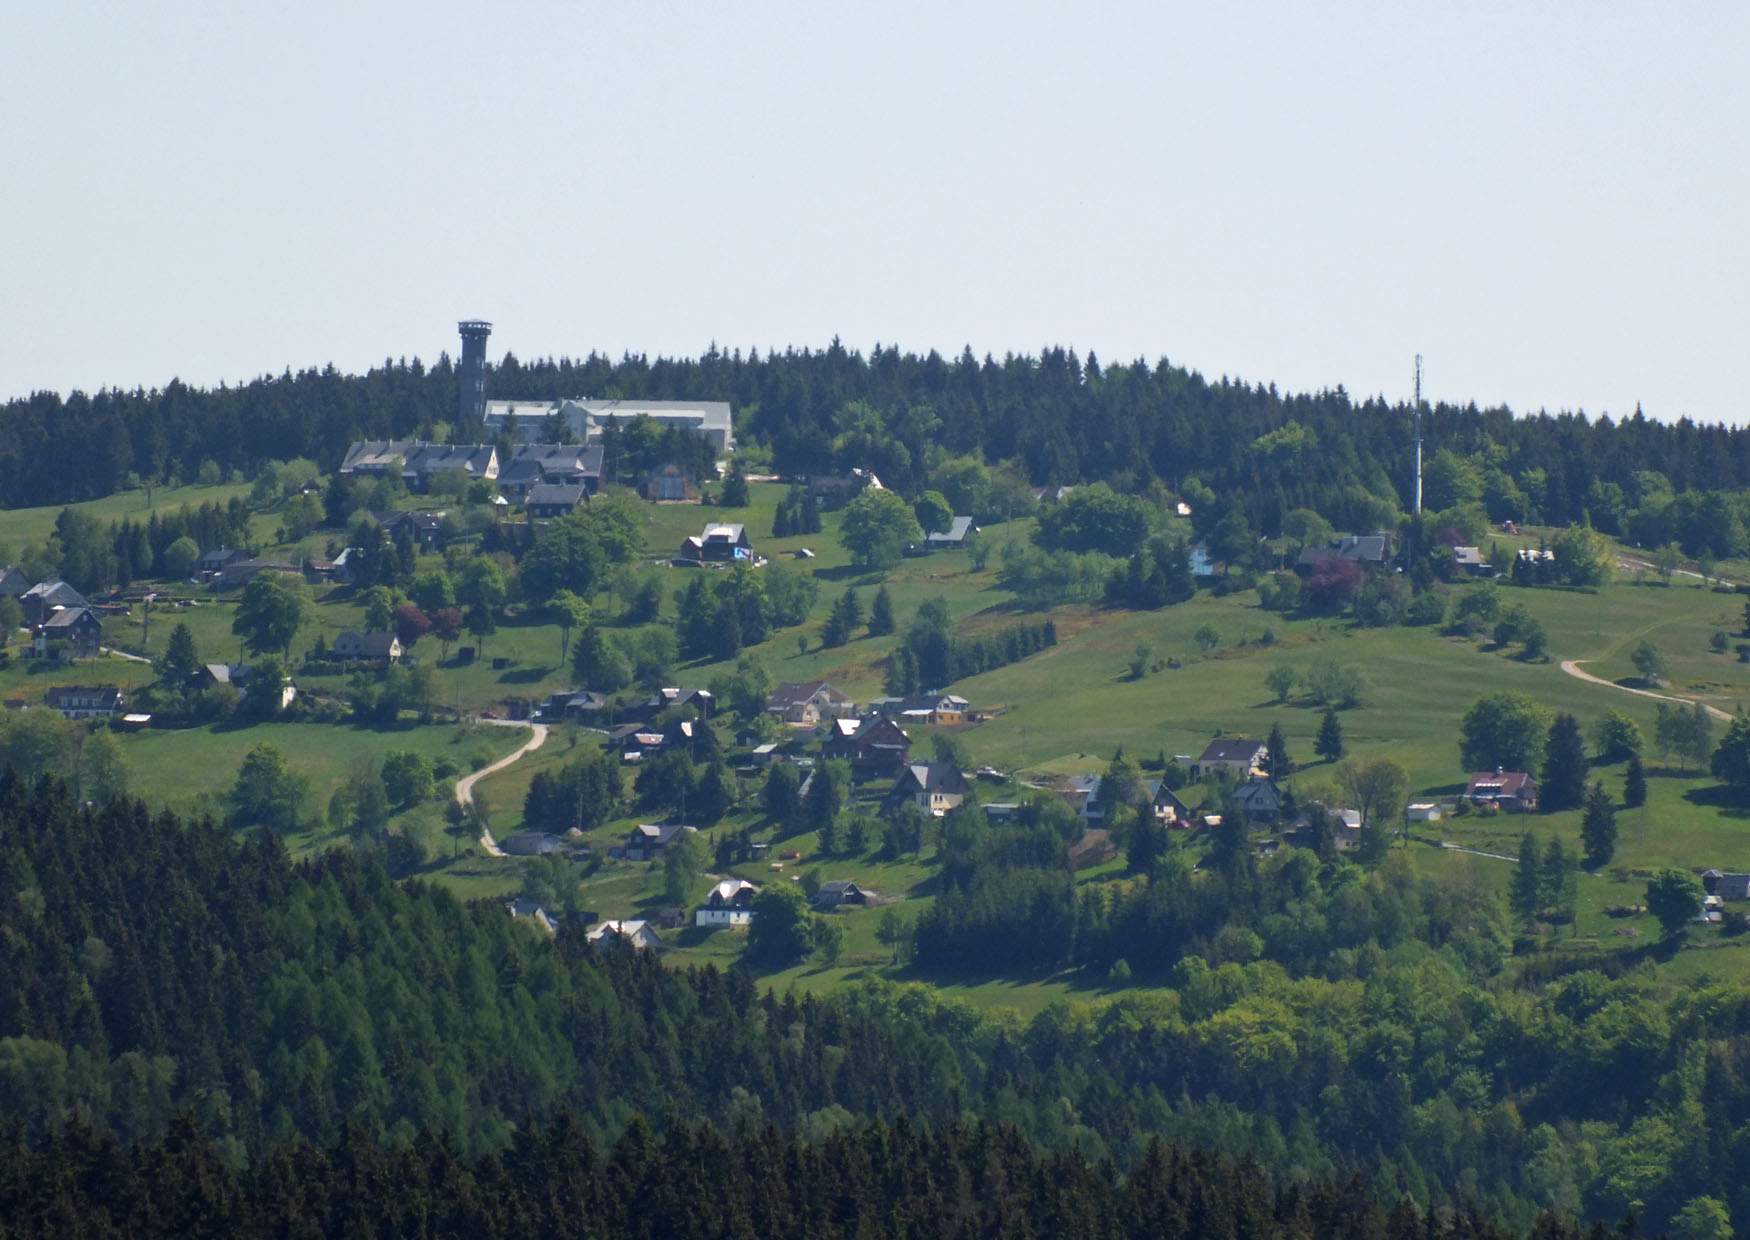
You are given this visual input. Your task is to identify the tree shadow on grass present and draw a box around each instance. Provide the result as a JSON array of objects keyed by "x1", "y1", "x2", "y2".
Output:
[
  {"x1": 812, "y1": 564, "x2": 880, "y2": 585},
  {"x1": 497, "y1": 666, "x2": 551, "y2": 685},
  {"x1": 1682, "y1": 784, "x2": 1750, "y2": 819}
]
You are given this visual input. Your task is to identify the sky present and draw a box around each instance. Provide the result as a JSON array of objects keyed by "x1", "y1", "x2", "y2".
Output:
[{"x1": 2, "y1": 3, "x2": 1746, "y2": 423}]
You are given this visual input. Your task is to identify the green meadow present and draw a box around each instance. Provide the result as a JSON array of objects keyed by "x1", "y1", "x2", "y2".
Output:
[
  {"x1": 16, "y1": 477, "x2": 1750, "y2": 1005},
  {"x1": 0, "y1": 479, "x2": 255, "y2": 555}
]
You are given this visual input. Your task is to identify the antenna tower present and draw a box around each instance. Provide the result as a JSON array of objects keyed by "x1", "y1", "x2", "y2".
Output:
[{"x1": 1413, "y1": 354, "x2": 1424, "y2": 517}]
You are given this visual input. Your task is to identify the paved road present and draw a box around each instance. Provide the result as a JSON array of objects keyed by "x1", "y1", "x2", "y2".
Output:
[
  {"x1": 454, "y1": 720, "x2": 549, "y2": 855},
  {"x1": 1559, "y1": 658, "x2": 1733, "y2": 723}
]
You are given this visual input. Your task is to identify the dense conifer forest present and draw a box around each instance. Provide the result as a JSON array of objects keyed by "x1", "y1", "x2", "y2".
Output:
[
  {"x1": 0, "y1": 1114, "x2": 1626, "y2": 1240},
  {"x1": 6, "y1": 342, "x2": 1750, "y2": 528},
  {"x1": 1, "y1": 774, "x2": 1747, "y2": 1236}
]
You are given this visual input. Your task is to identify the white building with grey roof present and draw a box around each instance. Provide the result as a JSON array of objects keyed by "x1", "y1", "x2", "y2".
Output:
[{"x1": 483, "y1": 398, "x2": 734, "y2": 454}]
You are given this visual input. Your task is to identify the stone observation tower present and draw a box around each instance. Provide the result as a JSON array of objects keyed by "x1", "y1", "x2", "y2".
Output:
[{"x1": 457, "y1": 320, "x2": 493, "y2": 426}]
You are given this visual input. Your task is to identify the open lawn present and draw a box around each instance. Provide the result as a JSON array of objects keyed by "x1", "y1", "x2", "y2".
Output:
[
  {"x1": 0, "y1": 651, "x2": 156, "y2": 705},
  {"x1": 35, "y1": 475, "x2": 1750, "y2": 1008},
  {"x1": 117, "y1": 718, "x2": 520, "y2": 847},
  {"x1": 0, "y1": 480, "x2": 254, "y2": 555}
]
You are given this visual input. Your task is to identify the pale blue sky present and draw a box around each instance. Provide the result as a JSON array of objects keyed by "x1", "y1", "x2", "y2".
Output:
[{"x1": 2, "y1": 3, "x2": 1745, "y2": 422}]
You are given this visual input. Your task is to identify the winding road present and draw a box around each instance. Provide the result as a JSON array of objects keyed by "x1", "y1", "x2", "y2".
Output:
[
  {"x1": 1559, "y1": 658, "x2": 1734, "y2": 724},
  {"x1": 455, "y1": 720, "x2": 549, "y2": 857}
]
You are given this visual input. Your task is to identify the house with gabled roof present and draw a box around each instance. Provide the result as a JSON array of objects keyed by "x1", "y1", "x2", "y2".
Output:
[
  {"x1": 34, "y1": 606, "x2": 102, "y2": 661},
  {"x1": 1056, "y1": 774, "x2": 1106, "y2": 824},
  {"x1": 1147, "y1": 779, "x2": 1193, "y2": 826},
  {"x1": 623, "y1": 822, "x2": 699, "y2": 862},
  {"x1": 400, "y1": 443, "x2": 499, "y2": 489},
  {"x1": 767, "y1": 680, "x2": 854, "y2": 725},
  {"x1": 525, "y1": 481, "x2": 589, "y2": 519},
  {"x1": 216, "y1": 558, "x2": 299, "y2": 589},
  {"x1": 21, "y1": 580, "x2": 88, "y2": 627},
  {"x1": 44, "y1": 685, "x2": 123, "y2": 721},
  {"x1": 1295, "y1": 532, "x2": 1393, "y2": 576},
  {"x1": 696, "y1": 878, "x2": 758, "y2": 927},
  {"x1": 680, "y1": 522, "x2": 755, "y2": 563},
  {"x1": 331, "y1": 630, "x2": 402, "y2": 663},
  {"x1": 339, "y1": 440, "x2": 417, "y2": 476},
  {"x1": 199, "y1": 663, "x2": 296, "y2": 709},
  {"x1": 824, "y1": 715, "x2": 911, "y2": 776},
  {"x1": 0, "y1": 566, "x2": 29, "y2": 598},
  {"x1": 1191, "y1": 737, "x2": 1269, "y2": 781},
  {"x1": 884, "y1": 762, "x2": 969, "y2": 817},
  {"x1": 499, "y1": 443, "x2": 606, "y2": 500},
  {"x1": 916, "y1": 516, "x2": 977, "y2": 552},
  {"x1": 195, "y1": 547, "x2": 247, "y2": 577},
  {"x1": 1232, "y1": 776, "x2": 1285, "y2": 824},
  {"x1": 378, "y1": 510, "x2": 450, "y2": 551},
  {"x1": 504, "y1": 898, "x2": 560, "y2": 936},
  {"x1": 1464, "y1": 769, "x2": 1539, "y2": 813},
  {"x1": 812, "y1": 880, "x2": 874, "y2": 911},
  {"x1": 587, "y1": 919, "x2": 661, "y2": 951}
]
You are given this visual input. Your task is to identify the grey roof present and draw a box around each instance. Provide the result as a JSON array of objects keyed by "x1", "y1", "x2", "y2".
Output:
[
  {"x1": 1233, "y1": 778, "x2": 1282, "y2": 807},
  {"x1": 24, "y1": 580, "x2": 86, "y2": 608},
  {"x1": 1453, "y1": 546, "x2": 1486, "y2": 566},
  {"x1": 628, "y1": 822, "x2": 698, "y2": 847},
  {"x1": 41, "y1": 605, "x2": 98, "y2": 629},
  {"x1": 1197, "y1": 738, "x2": 1266, "y2": 764},
  {"x1": 1716, "y1": 873, "x2": 1750, "y2": 900},
  {"x1": 1298, "y1": 534, "x2": 1389, "y2": 568},
  {"x1": 402, "y1": 443, "x2": 496, "y2": 476},
  {"x1": 896, "y1": 762, "x2": 968, "y2": 794},
  {"x1": 0, "y1": 567, "x2": 29, "y2": 596},
  {"x1": 509, "y1": 442, "x2": 605, "y2": 477},
  {"x1": 335, "y1": 630, "x2": 399, "y2": 657},
  {"x1": 526, "y1": 481, "x2": 588, "y2": 508},
  {"x1": 926, "y1": 516, "x2": 976, "y2": 543},
  {"x1": 339, "y1": 440, "x2": 417, "y2": 472},
  {"x1": 768, "y1": 680, "x2": 847, "y2": 707},
  {"x1": 484, "y1": 398, "x2": 734, "y2": 449},
  {"x1": 45, "y1": 685, "x2": 121, "y2": 707}
]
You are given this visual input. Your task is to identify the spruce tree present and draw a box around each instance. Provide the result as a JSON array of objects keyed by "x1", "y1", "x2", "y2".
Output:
[
  {"x1": 885, "y1": 646, "x2": 918, "y2": 696},
  {"x1": 1266, "y1": 722, "x2": 1291, "y2": 778},
  {"x1": 720, "y1": 464, "x2": 749, "y2": 508},
  {"x1": 1541, "y1": 712, "x2": 1588, "y2": 812},
  {"x1": 159, "y1": 621, "x2": 201, "y2": 687},
  {"x1": 1541, "y1": 837, "x2": 1577, "y2": 925},
  {"x1": 1624, "y1": 753, "x2": 1647, "y2": 808},
  {"x1": 1315, "y1": 708, "x2": 1344, "y2": 763},
  {"x1": 1581, "y1": 780, "x2": 1618, "y2": 868},
  {"x1": 868, "y1": 585, "x2": 895, "y2": 637},
  {"x1": 1511, "y1": 833, "x2": 1542, "y2": 918}
]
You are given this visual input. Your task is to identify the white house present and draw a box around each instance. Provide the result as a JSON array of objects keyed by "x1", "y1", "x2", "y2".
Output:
[
  {"x1": 696, "y1": 878, "x2": 758, "y2": 928},
  {"x1": 587, "y1": 919, "x2": 662, "y2": 951}
]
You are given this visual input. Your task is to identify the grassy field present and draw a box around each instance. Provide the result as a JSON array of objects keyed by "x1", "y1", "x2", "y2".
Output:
[
  {"x1": 23, "y1": 475, "x2": 1750, "y2": 1007},
  {"x1": 435, "y1": 530, "x2": 1750, "y2": 1003},
  {"x1": 0, "y1": 480, "x2": 255, "y2": 555}
]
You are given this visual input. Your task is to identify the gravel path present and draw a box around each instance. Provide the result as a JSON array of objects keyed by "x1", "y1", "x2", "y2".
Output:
[
  {"x1": 1558, "y1": 658, "x2": 1733, "y2": 723},
  {"x1": 454, "y1": 720, "x2": 549, "y2": 855}
]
